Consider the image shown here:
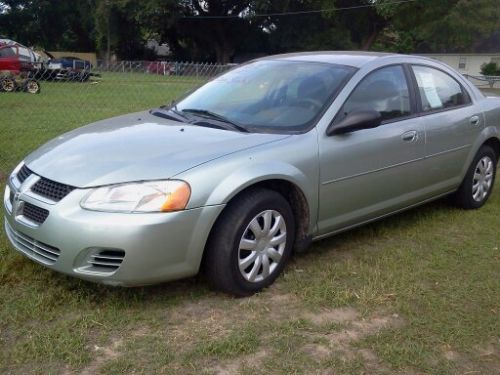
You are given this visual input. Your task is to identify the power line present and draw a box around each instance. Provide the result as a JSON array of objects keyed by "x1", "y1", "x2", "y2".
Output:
[{"x1": 181, "y1": 0, "x2": 421, "y2": 19}]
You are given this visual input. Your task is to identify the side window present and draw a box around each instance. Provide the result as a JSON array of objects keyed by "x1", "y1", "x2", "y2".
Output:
[
  {"x1": 0, "y1": 47, "x2": 16, "y2": 58},
  {"x1": 338, "y1": 65, "x2": 411, "y2": 123},
  {"x1": 17, "y1": 47, "x2": 32, "y2": 62},
  {"x1": 412, "y1": 65, "x2": 468, "y2": 112}
]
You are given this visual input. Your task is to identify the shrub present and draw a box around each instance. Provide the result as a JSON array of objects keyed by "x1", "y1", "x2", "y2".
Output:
[{"x1": 480, "y1": 62, "x2": 500, "y2": 76}]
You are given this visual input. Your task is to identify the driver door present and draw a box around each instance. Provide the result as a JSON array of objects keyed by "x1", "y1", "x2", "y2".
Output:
[{"x1": 317, "y1": 64, "x2": 426, "y2": 234}]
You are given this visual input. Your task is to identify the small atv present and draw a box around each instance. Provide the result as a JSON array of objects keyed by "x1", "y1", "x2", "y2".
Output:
[{"x1": 0, "y1": 73, "x2": 41, "y2": 94}]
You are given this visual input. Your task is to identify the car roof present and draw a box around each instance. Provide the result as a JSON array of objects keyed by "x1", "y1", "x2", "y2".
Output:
[{"x1": 258, "y1": 51, "x2": 404, "y2": 68}]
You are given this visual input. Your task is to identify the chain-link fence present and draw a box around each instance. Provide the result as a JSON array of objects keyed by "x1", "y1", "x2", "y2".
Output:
[
  {"x1": 463, "y1": 74, "x2": 500, "y2": 89},
  {"x1": 0, "y1": 61, "x2": 232, "y2": 181}
]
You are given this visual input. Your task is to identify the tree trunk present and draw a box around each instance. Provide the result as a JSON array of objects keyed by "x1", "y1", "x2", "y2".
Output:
[
  {"x1": 361, "y1": 29, "x2": 380, "y2": 50},
  {"x1": 214, "y1": 22, "x2": 233, "y2": 64},
  {"x1": 214, "y1": 43, "x2": 232, "y2": 64},
  {"x1": 106, "y1": 12, "x2": 111, "y2": 68}
]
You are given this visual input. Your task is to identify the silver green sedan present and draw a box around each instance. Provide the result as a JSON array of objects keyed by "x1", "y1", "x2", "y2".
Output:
[{"x1": 4, "y1": 52, "x2": 500, "y2": 296}]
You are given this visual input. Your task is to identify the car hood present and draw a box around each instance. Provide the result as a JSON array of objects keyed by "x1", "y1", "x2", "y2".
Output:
[{"x1": 25, "y1": 111, "x2": 288, "y2": 188}]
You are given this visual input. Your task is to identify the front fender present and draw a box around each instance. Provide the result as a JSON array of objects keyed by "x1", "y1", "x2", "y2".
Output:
[
  {"x1": 177, "y1": 131, "x2": 320, "y2": 234},
  {"x1": 207, "y1": 161, "x2": 312, "y2": 205}
]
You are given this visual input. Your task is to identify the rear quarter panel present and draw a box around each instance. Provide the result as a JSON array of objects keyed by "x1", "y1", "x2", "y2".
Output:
[{"x1": 461, "y1": 96, "x2": 500, "y2": 178}]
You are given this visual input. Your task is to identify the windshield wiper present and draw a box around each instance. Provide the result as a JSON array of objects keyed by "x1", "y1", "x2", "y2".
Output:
[
  {"x1": 154, "y1": 101, "x2": 190, "y2": 122},
  {"x1": 181, "y1": 108, "x2": 248, "y2": 133}
]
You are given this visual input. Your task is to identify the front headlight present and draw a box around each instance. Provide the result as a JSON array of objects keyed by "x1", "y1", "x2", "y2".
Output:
[{"x1": 80, "y1": 180, "x2": 191, "y2": 213}]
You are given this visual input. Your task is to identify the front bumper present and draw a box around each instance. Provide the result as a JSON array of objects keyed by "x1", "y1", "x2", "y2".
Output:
[{"x1": 3, "y1": 171, "x2": 224, "y2": 286}]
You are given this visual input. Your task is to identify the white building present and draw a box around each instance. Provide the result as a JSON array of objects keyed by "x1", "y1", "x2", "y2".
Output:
[{"x1": 419, "y1": 53, "x2": 500, "y2": 76}]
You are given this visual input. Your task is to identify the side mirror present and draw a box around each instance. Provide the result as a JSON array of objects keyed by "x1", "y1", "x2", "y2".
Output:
[{"x1": 327, "y1": 110, "x2": 382, "y2": 136}]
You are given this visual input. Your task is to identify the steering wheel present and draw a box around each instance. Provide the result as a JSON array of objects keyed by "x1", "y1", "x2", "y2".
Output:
[{"x1": 295, "y1": 98, "x2": 323, "y2": 111}]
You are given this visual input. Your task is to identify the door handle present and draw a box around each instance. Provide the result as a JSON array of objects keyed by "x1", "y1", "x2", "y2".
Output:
[
  {"x1": 401, "y1": 130, "x2": 418, "y2": 142},
  {"x1": 470, "y1": 115, "x2": 480, "y2": 126}
]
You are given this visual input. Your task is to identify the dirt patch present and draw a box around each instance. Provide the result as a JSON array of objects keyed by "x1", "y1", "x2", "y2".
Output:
[
  {"x1": 164, "y1": 297, "x2": 235, "y2": 343},
  {"x1": 327, "y1": 313, "x2": 403, "y2": 350},
  {"x1": 79, "y1": 337, "x2": 123, "y2": 375},
  {"x1": 302, "y1": 343, "x2": 331, "y2": 361},
  {"x1": 257, "y1": 292, "x2": 302, "y2": 321},
  {"x1": 475, "y1": 342, "x2": 498, "y2": 358},
  {"x1": 212, "y1": 349, "x2": 268, "y2": 375},
  {"x1": 443, "y1": 350, "x2": 460, "y2": 361},
  {"x1": 437, "y1": 341, "x2": 500, "y2": 374},
  {"x1": 301, "y1": 313, "x2": 405, "y2": 367},
  {"x1": 304, "y1": 307, "x2": 360, "y2": 325},
  {"x1": 359, "y1": 348, "x2": 378, "y2": 362}
]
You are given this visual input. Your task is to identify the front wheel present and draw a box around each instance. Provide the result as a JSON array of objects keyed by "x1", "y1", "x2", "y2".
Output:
[
  {"x1": 204, "y1": 188, "x2": 295, "y2": 296},
  {"x1": 24, "y1": 79, "x2": 41, "y2": 94},
  {"x1": 452, "y1": 145, "x2": 497, "y2": 209}
]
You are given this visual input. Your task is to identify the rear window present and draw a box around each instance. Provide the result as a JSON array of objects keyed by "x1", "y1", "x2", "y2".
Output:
[{"x1": 412, "y1": 65, "x2": 469, "y2": 111}]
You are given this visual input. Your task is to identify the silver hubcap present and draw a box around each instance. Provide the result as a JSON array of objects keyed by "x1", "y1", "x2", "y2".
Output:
[
  {"x1": 472, "y1": 156, "x2": 494, "y2": 202},
  {"x1": 238, "y1": 210, "x2": 287, "y2": 283}
]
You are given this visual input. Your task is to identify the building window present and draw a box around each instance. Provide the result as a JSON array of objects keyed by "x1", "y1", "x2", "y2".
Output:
[{"x1": 458, "y1": 56, "x2": 467, "y2": 70}]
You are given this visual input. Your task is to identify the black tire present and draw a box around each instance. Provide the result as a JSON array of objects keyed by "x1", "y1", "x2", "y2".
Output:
[
  {"x1": 204, "y1": 188, "x2": 295, "y2": 296},
  {"x1": 24, "y1": 79, "x2": 41, "y2": 94},
  {"x1": 452, "y1": 145, "x2": 497, "y2": 209}
]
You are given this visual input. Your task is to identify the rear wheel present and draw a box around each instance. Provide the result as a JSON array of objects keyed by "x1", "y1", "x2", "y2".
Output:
[
  {"x1": 1, "y1": 77, "x2": 16, "y2": 92},
  {"x1": 452, "y1": 145, "x2": 497, "y2": 209},
  {"x1": 204, "y1": 188, "x2": 295, "y2": 296}
]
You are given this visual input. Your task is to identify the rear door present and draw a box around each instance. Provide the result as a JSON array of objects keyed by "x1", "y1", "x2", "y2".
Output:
[
  {"x1": 0, "y1": 46, "x2": 20, "y2": 72},
  {"x1": 317, "y1": 65, "x2": 426, "y2": 234},
  {"x1": 409, "y1": 65, "x2": 482, "y2": 196}
]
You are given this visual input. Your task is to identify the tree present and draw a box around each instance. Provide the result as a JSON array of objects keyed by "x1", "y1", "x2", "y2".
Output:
[
  {"x1": 373, "y1": 0, "x2": 500, "y2": 53},
  {"x1": 1, "y1": 0, "x2": 499, "y2": 62},
  {"x1": 94, "y1": 0, "x2": 154, "y2": 60},
  {"x1": 0, "y1": 0, "x2": 95, "y2": 51},
  {"x1": 174, "y1": 1, "x2": 259, "y2": 63}
]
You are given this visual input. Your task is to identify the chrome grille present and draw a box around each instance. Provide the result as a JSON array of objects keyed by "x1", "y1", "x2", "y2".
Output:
[
  {"x1": 88, "y1": 249, "x2": 125, "y2": 272},
  {"x1": 31, "y1": 177, "x2": 75, "y2": 202},
  {"x1": 22, "y1": 202, "x2": 50, "y2": 224},
  {"x1": 5, "y1": 221, "x2": 60, "y2": 265},
  {"x1": 17, "y1": 164, "x2": 32, "y2": 183}
]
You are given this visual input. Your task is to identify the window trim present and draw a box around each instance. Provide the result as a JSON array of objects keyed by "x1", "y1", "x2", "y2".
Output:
[
  {"x1": 408, "y1": 63, "x2": 473, "y2": 117},
  {"x1": 330, "y1": 63, "x2": 416, "y2": 128}
]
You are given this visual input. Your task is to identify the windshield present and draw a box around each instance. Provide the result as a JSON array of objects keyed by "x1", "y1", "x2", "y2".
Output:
[{"x1": 175, "y1": 60, "x2": 355, "y2": 132}]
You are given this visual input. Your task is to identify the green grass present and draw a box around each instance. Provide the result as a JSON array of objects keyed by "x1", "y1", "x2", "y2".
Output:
[{"x1": 0, "y1": 79, "x2": 499, "y2": 374}]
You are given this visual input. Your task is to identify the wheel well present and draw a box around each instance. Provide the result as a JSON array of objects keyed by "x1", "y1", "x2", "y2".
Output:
[
  {"x1": 483, "y1": 137, "x2": 500, "y2": 159},
  {"x1": 229, "y1": 179, "x2": 311, "y2": 251}
]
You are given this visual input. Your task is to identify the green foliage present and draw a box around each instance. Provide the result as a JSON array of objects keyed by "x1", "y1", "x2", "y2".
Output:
[
  {"x1": 480, "y1": 62, "x2": 500, "y2": 76},
  {"x1": 0, "y1": 0, "x2": 95, "y2": 51},
  {"x1": 1, "y1": 0, "x2": 499, "y2": 61}
]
